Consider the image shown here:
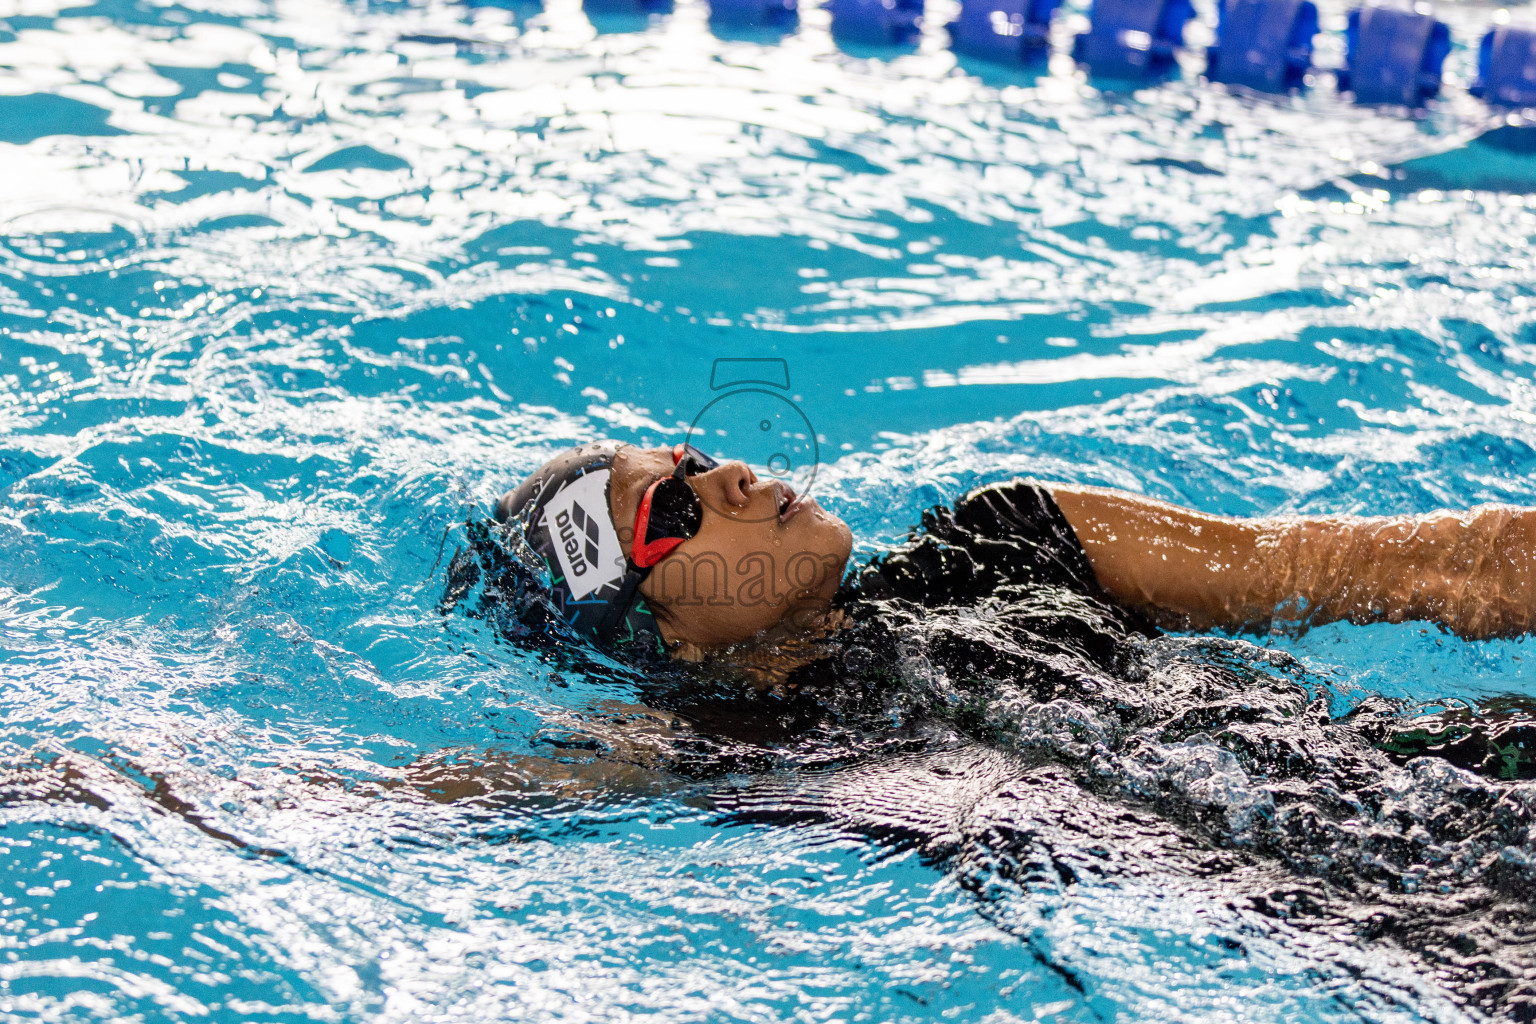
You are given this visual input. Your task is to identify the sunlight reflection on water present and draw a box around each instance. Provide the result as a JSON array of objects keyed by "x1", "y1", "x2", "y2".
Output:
[{"x1": 1, "y1": 0, "x2": 1535, "y2": 1016}]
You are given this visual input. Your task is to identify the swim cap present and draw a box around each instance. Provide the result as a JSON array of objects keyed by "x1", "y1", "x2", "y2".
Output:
[{"x1": 494, "y1": 441, "x2": 662, "y2": 650}]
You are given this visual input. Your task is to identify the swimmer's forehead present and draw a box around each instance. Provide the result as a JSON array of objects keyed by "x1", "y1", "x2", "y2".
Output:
[
  {"x1": 610, "y1": 444, "x2": 675, "y2": 484},
  {"x1": 608, "y1": 445, "x2": 681, "y2": 545}
]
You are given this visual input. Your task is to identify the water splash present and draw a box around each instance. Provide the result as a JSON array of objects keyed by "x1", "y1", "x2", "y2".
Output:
[{"x1": 2, "y1": 0, "x2": 1536, "y2": 1017}]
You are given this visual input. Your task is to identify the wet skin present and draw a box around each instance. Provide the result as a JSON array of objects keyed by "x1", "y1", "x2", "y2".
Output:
[
  {"x1": 608, "y1": 446, "x2": 853, "y2": 650},
  {"x1": 607, "y1": 447, "x2": 1536, "y2": 653},
  {"x1": 1050, "y1": 486, "x2": 1536, "y2": 640}
]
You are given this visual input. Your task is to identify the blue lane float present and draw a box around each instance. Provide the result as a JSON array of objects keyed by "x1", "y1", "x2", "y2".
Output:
[
  {"x1": 1472, "y1": 26, "x2": 1536, "y2": 108},
  {"x1": 1339, "y1": 4, "x2": 1449, "y2": 106},
  {"x1": 583, "y1": 0, "x2": 671, "y2": 14},
  {"x1": 948, "y1": 0, "x2": 1059, "y2": 64},
  {"x1": 1072, "y1": 0, "x2": 1195, "y2": 78},
  {"x1": 531, "y1": 0, "x2": 1530, "y2": 122},
  {"x1": 1205, "y1": 0, "x2": 1317, "y2": 92},
  {"x1": 707, "y1": 0, "x2": 797, "y2": 27},
  {"x1": 825, "y1": 0, "x2": 922, "y2": 45}
]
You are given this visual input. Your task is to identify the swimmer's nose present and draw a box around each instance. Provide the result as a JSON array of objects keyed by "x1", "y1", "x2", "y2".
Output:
[{"x1": 692, "y1": 460, "x2": 756, "y2": 510}]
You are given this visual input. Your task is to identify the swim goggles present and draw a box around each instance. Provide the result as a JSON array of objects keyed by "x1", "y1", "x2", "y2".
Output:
[
  {"x1": 630, "y1": 443, "x2": 720, "y2": 568},
  {"x1": 594, "y1": 442, "x2": 719, "y2": 642}
]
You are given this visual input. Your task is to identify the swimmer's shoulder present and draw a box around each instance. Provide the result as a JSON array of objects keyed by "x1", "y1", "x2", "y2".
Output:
[
  {"x1": 849, "y1": 479, "x2": 1099, "y2": 607},
  {"x1": 952, "y1": 478, "x2": 1062, "y2": 531},
  {"x1": 950, "y1": 479, "x2": 1100, "y2": 594}
]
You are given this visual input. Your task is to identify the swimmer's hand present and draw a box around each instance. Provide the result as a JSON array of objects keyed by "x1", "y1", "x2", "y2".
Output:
[{"x1": 1051, "y1": 486, "x2": 1536, "y2": 640}]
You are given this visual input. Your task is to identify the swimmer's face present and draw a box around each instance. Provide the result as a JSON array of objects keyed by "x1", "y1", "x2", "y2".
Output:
[{"x1": 609, "y1": 446, "x2": 853, "y2": 650}]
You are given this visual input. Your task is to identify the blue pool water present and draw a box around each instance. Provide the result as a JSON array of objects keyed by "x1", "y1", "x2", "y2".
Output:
[{"x1": 3, "y1": 0, "x2": 1536, "y2": 1018}]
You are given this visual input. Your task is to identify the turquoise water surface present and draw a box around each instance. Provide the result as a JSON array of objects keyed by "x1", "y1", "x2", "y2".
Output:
[{"x1": 3, "y1": 0, "x2": 1536, "y2": 1018}]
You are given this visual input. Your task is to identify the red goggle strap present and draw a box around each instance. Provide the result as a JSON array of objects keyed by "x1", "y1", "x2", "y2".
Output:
[{"x1": 631, "y1": 478, "x2": 687, "y2": 569}]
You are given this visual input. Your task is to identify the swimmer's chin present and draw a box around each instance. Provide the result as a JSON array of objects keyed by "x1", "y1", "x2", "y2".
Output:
[
  {"x1": 803, "y1": 501, "x2": 853, "y2": 565},
  {"x1": 666, "y1": 607, "x2": 852, "y2": 690}
]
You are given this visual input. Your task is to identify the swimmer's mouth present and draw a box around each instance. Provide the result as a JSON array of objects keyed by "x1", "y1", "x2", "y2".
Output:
[{"x1": 776, "y1": 483, "x2": 811, "y2": 524}]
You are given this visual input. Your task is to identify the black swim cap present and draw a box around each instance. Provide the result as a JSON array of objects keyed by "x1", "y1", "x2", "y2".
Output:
[{"x1": 494, "y1": 441, "x2": 662, "y2": 651}]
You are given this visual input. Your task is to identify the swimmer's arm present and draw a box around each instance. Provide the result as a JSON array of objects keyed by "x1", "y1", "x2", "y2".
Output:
[
  {"x1": 395, "y1": 699, "x2": 695, "y2": 803},
  {"x1": 1049, "y1": 485, "x2": 1536, "y2": 639},
  {"x1": 397, "y1": 752, "x2": 680, "y2": 803}
]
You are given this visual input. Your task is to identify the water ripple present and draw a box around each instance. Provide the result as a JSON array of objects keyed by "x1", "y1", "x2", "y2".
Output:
[{"x1": 2, "y1": 0, "x2": 1535, "y2": 1017}]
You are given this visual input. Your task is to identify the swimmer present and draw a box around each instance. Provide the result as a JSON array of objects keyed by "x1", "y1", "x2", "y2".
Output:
[
  {"x1": 453, "y1": 439, "x2": 1536, "y2": 680},
  {"x1": 437, "y1": 440, "x2": 1536, "y2": 1015}
]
